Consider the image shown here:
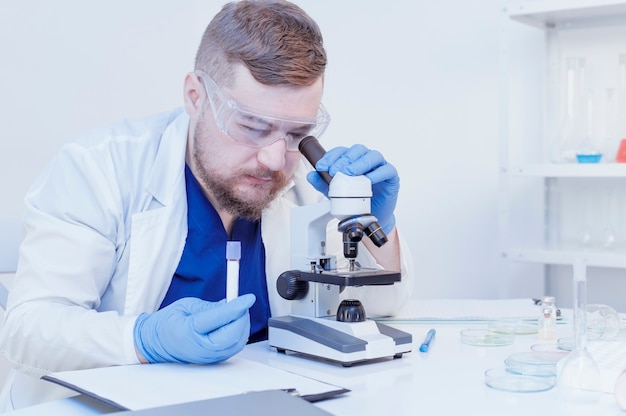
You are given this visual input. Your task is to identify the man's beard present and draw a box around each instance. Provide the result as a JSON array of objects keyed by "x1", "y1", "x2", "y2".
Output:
[{"x1": 191, "y1": 147, "x2": 290, "y2": 221}]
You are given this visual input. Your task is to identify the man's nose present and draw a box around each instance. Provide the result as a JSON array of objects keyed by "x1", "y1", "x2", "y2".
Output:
[{"x1": 256, "y1": 137, "x2": 287, "y2": 171}]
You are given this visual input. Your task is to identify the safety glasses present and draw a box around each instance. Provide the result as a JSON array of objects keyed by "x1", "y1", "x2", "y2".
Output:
[{"x1": 196, "y1": 70, "x2": 330, "y2": 151}]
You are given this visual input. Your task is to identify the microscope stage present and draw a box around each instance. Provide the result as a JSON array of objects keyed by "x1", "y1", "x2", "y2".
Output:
[{"x1": 298, "y1": 268, "x2": 401, "y2": 287}]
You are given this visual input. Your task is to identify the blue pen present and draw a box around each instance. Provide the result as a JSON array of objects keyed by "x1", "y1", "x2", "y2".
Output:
[{"x1": 419, "y1": 329, "x2": 436, "y2": 353}]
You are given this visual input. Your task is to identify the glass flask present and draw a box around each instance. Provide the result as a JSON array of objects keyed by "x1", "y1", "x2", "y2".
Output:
[
  {"x1": 556, "y1": 260, "x2": 602, "y2": 404},
  {"x1": 554, "y1": 57, "x2": 601, "y2": 163}
]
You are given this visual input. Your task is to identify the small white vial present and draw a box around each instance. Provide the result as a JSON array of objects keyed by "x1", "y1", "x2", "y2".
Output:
[
  {"x1": 538, "y1": 296, "x2": 557, "y2": 341},
  {"x1": 226, "y1": 241, "x2": 241, "y2": 302}
]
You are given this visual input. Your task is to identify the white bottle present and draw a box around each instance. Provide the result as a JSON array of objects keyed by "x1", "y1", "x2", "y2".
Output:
[{"x1": 538, "y1": 296, "x2": 557, "y2": 341}]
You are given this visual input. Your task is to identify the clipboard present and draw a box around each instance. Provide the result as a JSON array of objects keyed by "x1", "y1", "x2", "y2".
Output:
[
  {"x1": 42, "y1": 357, "x2": 349, "y2": 411},
  {"x1": 109, "y1": 390, "x2": 335, "y2": 415}
]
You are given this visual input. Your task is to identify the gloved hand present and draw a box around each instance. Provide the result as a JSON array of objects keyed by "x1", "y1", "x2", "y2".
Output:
[
  {"x1": 133, "y1": 294, "x2": 256, "y2": 364},
  {"x1": 306, "y1": 144, "x2": 399, "y2": 234}
]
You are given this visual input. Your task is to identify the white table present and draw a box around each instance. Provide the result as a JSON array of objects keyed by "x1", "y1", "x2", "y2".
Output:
[{"x1": 6, "y1": 321, "x2": 623, "y2": 415}]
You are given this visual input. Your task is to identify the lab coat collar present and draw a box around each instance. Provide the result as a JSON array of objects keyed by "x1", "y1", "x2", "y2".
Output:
[{"x1": 144, "y1": 108, "x2": 189, "y2": 207}]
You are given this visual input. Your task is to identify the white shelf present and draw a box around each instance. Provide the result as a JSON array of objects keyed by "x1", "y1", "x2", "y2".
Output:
[
  {"x1": 507, "y1": 246, "x2": 626, "y2": 268},
  {"x1": 509, "y1": 0, "x2": 626, "y2": 29},
  {"x1": 504, "y1": 1, "x2": 626, "y2": 275},
  {"x1": 509, "y1": 163, "x2": 626, "y2": 177}
]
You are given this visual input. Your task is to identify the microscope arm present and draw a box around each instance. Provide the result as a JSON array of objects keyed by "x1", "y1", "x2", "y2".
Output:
[{"x1": 290, "y1": 198, "x2": 335, "y2": 271}]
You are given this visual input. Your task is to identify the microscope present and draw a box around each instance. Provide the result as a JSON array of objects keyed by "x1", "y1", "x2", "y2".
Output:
[{"x1": 268, "y1": 137, "x2": 412, "y2": 367}]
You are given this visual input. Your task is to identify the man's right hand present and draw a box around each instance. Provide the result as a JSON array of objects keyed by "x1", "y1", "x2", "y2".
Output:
[{"x1": 133, "y1": 294, "x2": 256, "y2": 364}]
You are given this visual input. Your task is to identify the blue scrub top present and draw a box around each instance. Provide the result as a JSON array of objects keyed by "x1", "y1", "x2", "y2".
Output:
[{"x1": 160, "y1": 165, "x2": 271, "y2": 343}]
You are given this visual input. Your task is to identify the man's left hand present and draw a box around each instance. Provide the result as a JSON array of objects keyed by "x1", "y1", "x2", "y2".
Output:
[{"x1": 306, "y1": 144, "x2": 399, "y2": 234}]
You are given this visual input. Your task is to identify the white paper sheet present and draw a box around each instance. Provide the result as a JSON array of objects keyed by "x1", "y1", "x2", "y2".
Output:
[
  {"x1": 374, "y1": 298, "x2": 549, "y2": 322},
  {"x1": 42, "y1": 357, "x2": 348, "y2": 411}
]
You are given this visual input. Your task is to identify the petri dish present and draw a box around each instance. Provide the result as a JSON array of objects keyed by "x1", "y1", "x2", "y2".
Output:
[
  {"x1": 530, "y1": 343, "x2": 570, "y2": 355},
  {"x1": 557, "y1": 337, "x2": 574, "y2": 351},
  {"x1": 504, "y1": 364, "x2": 556, "y2": 378},
  {"x1": 505, "y1": 351, "x2": 565, "y2": 366},
  {"x1": 460, "y1": 328, "x2": 514, "y2": 346},
  {"x1": 489, "y1": 319, "x2": 538, "y2": 335},
  {"x1": 485, "y1": 368, "x2": 556, "y2": 393},
  {"x1": 504, "y1": 351, "x2": 565, "y2": 377}
]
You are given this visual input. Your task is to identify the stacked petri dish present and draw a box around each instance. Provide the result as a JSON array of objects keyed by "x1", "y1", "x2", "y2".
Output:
[{"x1": 485, "y1": 351, "x2": 566, "y2": 393}]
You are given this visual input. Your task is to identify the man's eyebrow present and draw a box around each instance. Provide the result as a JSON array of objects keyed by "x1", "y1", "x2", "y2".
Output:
[
  {"x1": 239, "y1": 113, "x2": 274, "y2": 128},
  {"x1": 237, "y1": 111, "x2": 315, "y2": 133},
  {"x1": 287, "y1": 124, "x2": 313, "y2": 134}
]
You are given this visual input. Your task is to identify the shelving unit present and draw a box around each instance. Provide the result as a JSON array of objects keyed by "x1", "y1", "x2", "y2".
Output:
[
  {"x1": 510, "y1": 163, "x2": 626, "y2": 177},
  {"x1": 509, "y1": 246, "x2": 626, "y2": 268},
  {"x1": 503, "y1": 1, "x2": 626, "y2": 278},
  {"x1": 509, "y1": 0, "x2": 626, "y2": 29}
]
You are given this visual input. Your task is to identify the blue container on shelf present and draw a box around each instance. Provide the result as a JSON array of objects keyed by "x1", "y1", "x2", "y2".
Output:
[{"x1": 576, "y1": 153, "x2": 602, "y2": 163}]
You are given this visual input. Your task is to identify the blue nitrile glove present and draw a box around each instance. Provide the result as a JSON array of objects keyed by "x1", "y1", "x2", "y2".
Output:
[
  {"x1": 306, "y1": 144, "x2": 399, "y2": 235},
  {"x1": 133, "y1": 294, "x2": 256, "y2": 364}
]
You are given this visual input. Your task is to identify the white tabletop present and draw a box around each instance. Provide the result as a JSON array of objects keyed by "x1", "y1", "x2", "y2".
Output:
[{"x1": 6, "y1": 321, "x2": 624, "y2": 415}]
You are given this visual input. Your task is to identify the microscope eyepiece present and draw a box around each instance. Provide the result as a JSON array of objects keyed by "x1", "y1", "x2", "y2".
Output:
[{"x1": 299, "y1": 136, "x2": 333, "y2": 185}]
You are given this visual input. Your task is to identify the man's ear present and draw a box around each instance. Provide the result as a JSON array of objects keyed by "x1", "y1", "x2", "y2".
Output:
[{"x1": 183, "y1": 72, "x2": 203, "y2": 118}]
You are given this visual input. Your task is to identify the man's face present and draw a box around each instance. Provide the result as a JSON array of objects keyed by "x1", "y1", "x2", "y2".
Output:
[{"x1": 187, "y1": 64, "x2": 324, "y2": 220}]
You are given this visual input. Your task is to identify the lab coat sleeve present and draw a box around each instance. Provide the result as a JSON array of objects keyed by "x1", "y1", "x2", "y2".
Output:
[{"x1": 0, "y1": 143, "x2": 141, "y2": 376}]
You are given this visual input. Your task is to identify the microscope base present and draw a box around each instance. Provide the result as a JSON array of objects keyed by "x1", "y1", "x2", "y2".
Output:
[{"x1": 268, "y1": 315, "x2": 412, "y2": 367}]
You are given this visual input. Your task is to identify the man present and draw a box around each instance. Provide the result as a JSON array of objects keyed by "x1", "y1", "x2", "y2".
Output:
[{"x1": 0, "y1": 0, "x2": 412, "y2": 410}]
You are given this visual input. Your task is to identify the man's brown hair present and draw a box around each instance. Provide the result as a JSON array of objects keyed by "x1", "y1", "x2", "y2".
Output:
[{"x1": 195, "y1": 0, "x2": 327, "y2": 87}]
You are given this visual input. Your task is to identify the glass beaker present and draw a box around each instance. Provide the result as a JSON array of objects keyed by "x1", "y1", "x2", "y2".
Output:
[
  {"x1": 559, "y1": 303, "x2": 621, "y2": 350},
  {"x1": 586, "y1": 304, "x2": 621, "y2": 341}
]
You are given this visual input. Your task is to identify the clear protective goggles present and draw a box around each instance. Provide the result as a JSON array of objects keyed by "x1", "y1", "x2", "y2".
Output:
[{"x1": 196, "y1": 70, "x2": 330, "y2": 151}]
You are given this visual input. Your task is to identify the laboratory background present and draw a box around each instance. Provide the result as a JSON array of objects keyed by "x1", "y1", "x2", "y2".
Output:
[{"x1": 1, "y1": 0, "x2": 626, "y2": 384}]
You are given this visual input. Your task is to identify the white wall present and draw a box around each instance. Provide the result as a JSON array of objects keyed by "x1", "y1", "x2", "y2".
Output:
[{"x1": 0, "y1": 1, "x2": 544, "y2": 301}]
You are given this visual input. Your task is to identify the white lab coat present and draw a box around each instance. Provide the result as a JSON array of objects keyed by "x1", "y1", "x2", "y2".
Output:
[{"x1": 0, "y1": 108, "x2": 413, "y2": 410}]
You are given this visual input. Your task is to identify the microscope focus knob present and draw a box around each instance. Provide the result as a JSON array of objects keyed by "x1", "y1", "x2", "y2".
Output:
[
  {"x1": 336, "y1": 299, "x2": 366, "y2": 322},
  {"x1": 276, "y1": 270, "x2": 308, "y2": 300}
]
